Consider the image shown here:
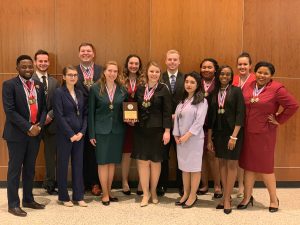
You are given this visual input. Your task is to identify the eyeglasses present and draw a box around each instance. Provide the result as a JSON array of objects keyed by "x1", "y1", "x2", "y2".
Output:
[{"x1": 66, "y1": 74, "x2": 78, "y2": 78}]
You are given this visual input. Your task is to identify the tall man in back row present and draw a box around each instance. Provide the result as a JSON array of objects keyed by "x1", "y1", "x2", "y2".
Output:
[
  {"x1": 2, "y1": 55, "x2": 47, "y2": 217},
  {"x1": 76, "y1": 43, "x2": 102, "y2": 195},
  {"x1": 158, "y1": 49, "x2": 184, "y2": 196}
]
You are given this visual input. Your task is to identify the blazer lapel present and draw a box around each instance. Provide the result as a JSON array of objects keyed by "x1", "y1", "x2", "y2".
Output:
[{"x1": 16, "y1": 77, "x2": 30, "y2": 115}]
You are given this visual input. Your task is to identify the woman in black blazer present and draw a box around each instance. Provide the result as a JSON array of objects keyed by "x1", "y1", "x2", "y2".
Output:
[
  {"x1": 207, "y1": 65, "x2": 245, "y2": 214},
  {"x1": 131, "y1": 61, "x2": 172, "y2": 207},
  {"x1": 53, "y1": 65, "x2": 87, "y2": 207}
]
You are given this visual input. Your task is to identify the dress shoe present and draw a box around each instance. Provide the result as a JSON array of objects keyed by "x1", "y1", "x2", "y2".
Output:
[
  {"x1": 175, "y1": 200, "x2": 186, "y2": 206},
  {"x1": 269, "y1": 198, "x2": 279, "y2": 213},
  {"x1": 182, "y1": 197, "x2": 197, "y2": 209},
  {"x1": 140, "y1": 194, "x2": 151, "y2": 207},
  {"x1": 122, "y1": 189, "x2": 131, "y2": 195},
  {"x1": 109, "y1": 196, "x2": 119, "y2": 202},
  {"x1": 197, "y1": 188, "x2": 208, "y2": 195},
  {"x1": 224, "y1": 208, "x2": 232, "y2": 214},
  {"x1": 216, "y1": 204, "x2": 224, "y2": 209},
  {"x1": 213, "y1": 192, "x2": 223, "y2": 199},
  {"x1": 91, "y1": 185, "x2": 101, "y2": 196},
  {"x1": 102, "y1": 200, "x2": 110, "y2": 206},
  {"x1": 77, "y1": 200, "x2": 88, "y2": 207},
  {"x1": 8, "y1": 207, "x2": 27, "y2": 217},
  {"x1": 47, "y1": 188, "x2": 58, "y2": 195},
  {"x1": 156, "y1": 186, "x2": 166, "y2": 197},
  {"x1": 63, "y1": 201, "x2": 74, "y2": 207},
  {"x1": 23, "y1": 201, "x2": 45, "y2": 209},
  {"x1": 136, "y1": 190, "x2": 143, "y2": 195},
  {"x1": 237, "y1": 196, "x2": 254, "y2": 209}
]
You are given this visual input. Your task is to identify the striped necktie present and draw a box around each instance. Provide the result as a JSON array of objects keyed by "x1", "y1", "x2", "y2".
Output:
[{"x1": 170, "y1": 74, "x2": 176, "y2": 93}]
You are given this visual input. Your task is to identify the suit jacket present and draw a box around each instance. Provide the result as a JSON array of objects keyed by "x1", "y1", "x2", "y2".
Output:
[
  {"x1": 76, "y1": 64, "x2": 102, "y2": 101},
  {"x1": 2, "y1": 76, "x2": 47, "y2": 142},
  {"x1": 162, "y1": 71, "x2": 185, "y2": 113},
  {"x1": 243, "y1": 80, "x2": 298, "y2": 133},
  {"x1": 32, "y1": 73, "x2": 60, "y2": 134},
  {"x1": 208, "y1": 85, "x2": 245, "y2": 130},
  {"x1": 53, "y1": 86, "x2": 87, "y2": 139},
  {"x1": 88, "y1": 83, "x2": 127, "y2": 137},
  {"x1": 135, "y1": 82, "x2": 172, "y2": 129}
]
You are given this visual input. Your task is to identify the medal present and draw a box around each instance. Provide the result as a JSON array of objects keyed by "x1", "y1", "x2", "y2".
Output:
[
  {"x1": 218, "y1": 85, "x2": 229, "y2": 113},
  {"x1": 76, "y1": 110, "x2": 80, "y2": 116},
  {"x1": 177, "y1": 97, "x2": 193, "y2": 119},
  {"x1": 80, "y1": 64, "x2": 94, "y2": 88},
  {"x1": 143, "y1": 83, "x2": 158, "y2": 108},
  {"x1": 106, "y1": 84, "x2": 116, "y2": 110},
  {"x1": 28, "y1": 97, "x2": 36, "y2": 105},
  {"x1": 203, "y1": 78, "x2": 214, "y2": 97},
  {"x1": 251, "y1": 84, "x2": 265, "y2": 104},
  {"x1": 129, "y1": 79, "x2": 136, "y2": 99}
]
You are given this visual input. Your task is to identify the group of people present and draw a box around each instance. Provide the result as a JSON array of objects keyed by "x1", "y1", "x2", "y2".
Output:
[{"x1": 2, "y1": 44, "x2": 298, "y2": 217}]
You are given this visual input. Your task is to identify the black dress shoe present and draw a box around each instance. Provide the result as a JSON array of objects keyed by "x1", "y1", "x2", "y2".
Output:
[
  {"x1": 109, "y1": 196, "x2": 119, "y2": 202},
  {"x1": 216, "y1": 204, "x2": 224, "y2": 209},
  {"x1": 175, "y1": 200, "x2": 186, "y2": 206},
  {"x1": 8, "y1": 207, "x2": 27, "y2": 217},
  {"x1": 182, "y1": 197, "x2": 197, "y2": 209},
  {"x1": 136, "y1": 190, "x2": 143, "y2": 195},
  {"x1": 237, "y1": 196, "x2": 254, "y2": 210},
  {"x1": 156, "y1": 186, "x2": 166, "y2": 197},
  {"x1": 269, "y1": 198, "x2": 279, "y2": 213},
  {"x1": 102, "y1": 200, "x2": 110, "y2": 206},
  {"x1": 122, "y1": 190, "x2": 131, "y2": 195},
  {"x1": 197, "y1": 188, "x2": 208, "y2": 195},
  {"x1": 23, "y1": 201, "x2": 45, "y2": 209},
  {"x1": 213, "y1": 192, "x2": 223, "y2": 199},
  {"x1": 47, "y1": 188, "x2": 58, "y2": 195},
  {"x1": 224, "y1": 208, "x2": 232, "y2": 214}
]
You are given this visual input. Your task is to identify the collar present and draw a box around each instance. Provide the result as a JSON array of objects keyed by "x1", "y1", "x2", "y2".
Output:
[
  {"x1": 35, "y1": 71, "x2": 48, "y2": 80},
  {"x1": 80, "y1": 62, "x2": 94, "y2": 70},
  {"x1": 167, "y1": 70, "x2": 178, "y2": 78},
  {"x1": 18, "y1": 75, "x2": 33, "y2": 83}
]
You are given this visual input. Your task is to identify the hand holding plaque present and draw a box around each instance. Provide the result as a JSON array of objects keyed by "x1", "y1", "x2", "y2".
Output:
[{"x1": 123, "y1": 102, "x2": 138, "y2": 123}]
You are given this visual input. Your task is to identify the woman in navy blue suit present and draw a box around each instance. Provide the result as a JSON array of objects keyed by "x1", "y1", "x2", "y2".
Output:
[{"x1": 53, "y1": 65, "x2": 87, "y2": 207}]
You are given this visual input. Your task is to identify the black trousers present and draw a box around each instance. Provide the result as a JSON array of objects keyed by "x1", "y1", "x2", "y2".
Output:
[
  {"x1": 158, "y1": 135, "x2": 183, "y2": 189},
  {"x1": 7, "y1": 137, "x2": 41, "y2": 208},
  {"x1": 82, "y1": 135, "x2": 99, "y2": 189}
]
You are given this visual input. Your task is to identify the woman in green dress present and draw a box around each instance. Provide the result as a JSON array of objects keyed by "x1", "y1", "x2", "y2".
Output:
[{"x1": 88, "y1": 61, "x2": 127, "y2": 206}]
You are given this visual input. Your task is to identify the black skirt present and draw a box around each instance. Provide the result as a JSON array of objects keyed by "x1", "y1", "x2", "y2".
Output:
[{"x1": 131, "y1": 127, "x2": 164, "y2": 162}]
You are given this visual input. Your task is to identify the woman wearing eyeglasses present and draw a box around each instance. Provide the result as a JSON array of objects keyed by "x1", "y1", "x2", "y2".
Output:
[{"x1": 53, "y1": 65, "x2": 87, "y2": 207}]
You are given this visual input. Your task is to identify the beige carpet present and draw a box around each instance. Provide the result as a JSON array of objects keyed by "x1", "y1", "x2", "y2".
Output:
[{"x1": 0, "y1": 188, "x2": 299, "y2": 225}]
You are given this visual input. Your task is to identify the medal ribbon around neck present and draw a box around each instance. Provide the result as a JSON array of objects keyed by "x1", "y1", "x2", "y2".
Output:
[
  {"x1": 203, "y1": 77, "x2": 215, "y2": 93},
  {"x1": 218, "y1": 84, "x2": 229, "y2": 109},
  {"x1": 80, "y1": 63, "x2": 94, "y2": 80},
  {"x1": 143, "y1": 83, "x2": 158, "y2": 102},
  {"x1": 106, "y1": 83, "x2": 116, "y2": 105},
  {"x1": 239, "y1": 74, "x2": 251, "y2": 89},
  {"x1": 21, "y1": 79, "x2": 36, "y2": 98},
  {"x1": 178, "y1": 97, "x2": 193, "y2": 117},
  {"x1": 252, "y1": 83, "x2": 265, "y2": 99},
  {"x1": 129, "y1": 79, "x2": 136, "y2": 93}
]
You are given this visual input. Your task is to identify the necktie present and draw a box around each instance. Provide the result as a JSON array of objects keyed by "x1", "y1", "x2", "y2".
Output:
[
  {"x1": 170, "y1": 75, "x2": 176, "y2": 93},
  {"x1": 42, "y1": 75, "x2": 48, "y2": 95},
  {"x1": 26, "y1": 80, "x2": 38, "y2": 124}
]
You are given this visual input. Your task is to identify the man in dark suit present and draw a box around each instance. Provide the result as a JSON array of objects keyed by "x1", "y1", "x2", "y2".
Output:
[
  {"x1": 76, "y1": 43, "x2": 102, "y2": 196},
  {"x1": 32, "y1": 50, "x2": 59, "y2": 195},
  {"x1": 2, "y1": 55, "x2": 47, "y2": 217},
  {"x1": 157, "y1": 50, "x2": 184, "y2": 196}
]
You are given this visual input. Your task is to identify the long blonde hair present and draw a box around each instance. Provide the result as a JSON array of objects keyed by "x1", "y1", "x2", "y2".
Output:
[{"x1": 98, "y1": 61, "x2": 124, "y2": 95}]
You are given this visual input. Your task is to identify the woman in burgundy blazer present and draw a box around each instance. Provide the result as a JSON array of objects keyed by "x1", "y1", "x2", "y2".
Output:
[{"x1": 238, "y1": 61, "x2": 298, "y2": 213}]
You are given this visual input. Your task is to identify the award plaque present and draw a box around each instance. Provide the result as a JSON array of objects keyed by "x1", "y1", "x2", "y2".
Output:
[{"x1": 123, "y1": 102, "x2": 138, "y2": 121}]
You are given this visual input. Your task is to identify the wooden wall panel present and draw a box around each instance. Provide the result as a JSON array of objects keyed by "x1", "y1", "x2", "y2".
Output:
[
  {"x1": 243, "y1": 0, "x2": 300, "y2": 77},
  {"x1": 150, "y1": 0, "x2": 244, "y2": 73},
  {"x1": 0, "y1": 0, "x2": 56, "y2": 73},
  {"x1": 0, "y1": 0, "x2": 300, "y2": 181},
  {"x1": 55, "y1": 0, "x2": 150, "y2": 73}
]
